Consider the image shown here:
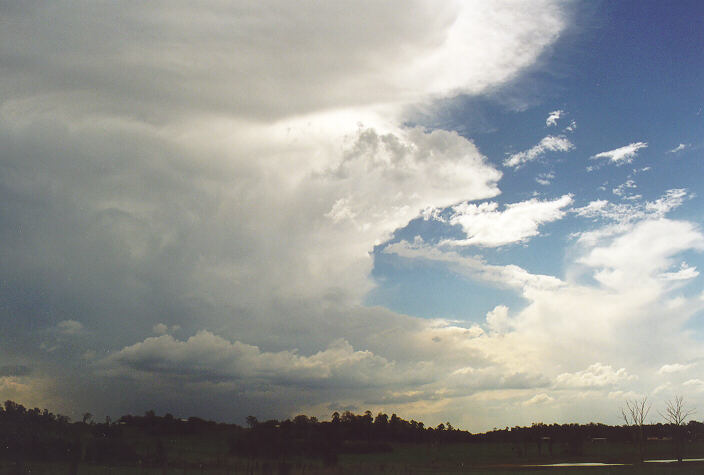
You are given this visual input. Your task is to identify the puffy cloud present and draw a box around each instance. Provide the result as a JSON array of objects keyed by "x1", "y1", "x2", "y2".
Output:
[
  {"x1": 382, "y1": 201, "x2": 704, "y2": 411},
  {"x1": 324, "y1": 126, "x2": 501, "y2": 233},
  {"x1": 0, "y1": 374, "x2": 52, "y2": 411},
  {"x1": 503, "y1": 135, "x2": 574, "y2": 168},
  {"x1": 486, "y1": 305, "x2": 511, "y2": 334},
  {"x1": 657, "y1": 363, "x2": 694, "y2": 375},
  {"x1": 375, "y1": 182, "x2": 704, "y2": 428},
  {"x1": 554, "y1": 363, "x2": 636, "y2": 389},
  {"x1": 545, "y1": 110, "x2": 563, "y2": 127},
  {"x1": 607, "y1": 390, "x2": 643, "y2": 400},
  {"x1": 98, "y1": 323, "x2": 556, "y2": 420},
  {"x1": 0, "y1": 377, "x2": 33, "y2": 401},
  {"x1": 578, "y1": 219, "x2": 704, "y2": 290},
  {"x1": 11, "y1": 0, "x2": 703, "y2": 431},
  {"x1": 104, "y1": 331, "x2": 431, "y2": 389},
  {"x1": 591, "y1": 142, "x2": 648, "y2": 165},
  {"x1": 683, "y1": 379, "x2": 704, "y2": 391},
  {"x1": 446, "y1": 195, "x2": 573, "y2": 247},
  {"x1": 446, "y1": 367, "x2": 549, "y2": 391},
  {"x1": 652, "y1": 382, "x2": 672, "y2": 395}
]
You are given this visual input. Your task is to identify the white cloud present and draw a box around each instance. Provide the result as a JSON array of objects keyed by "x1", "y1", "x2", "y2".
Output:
[
  {"x1": 573, "y1": 199, "x2": 609, "y2": 218},
  {"x1": 545, "y1": 110, "x2": 563, "y2": 127},
  {"x1": 554, "y1": 363, "x2": 636, "y2": 389},
  {"x1": 445, "y1": 366, "x2": 549, "y2": 392},
  {"x1": 486, "y1": 305, "x2": 511, "y2": 334},
  {"x1": 0, "y1": 1, "x2": 569, "y2": 124},
  {"x1": 536, "y1": 171, "x2": 555, "y2": 186},
  {"x1": 652, "y1": 382, "x2": 672, "y2": 395},
  {"x1": 659, "y1": 262, "x2": 699, "y2": 281},
  {"x1": 522, "y1": 393, "x2": 554, "y2": 406},
  {"x1": 504, "y1": 135, "x2": 574, "y2": 168},
  {"x1": 645, "y1": 188, "x2": 689, "y2": 215},
  {"x1": 105, "y1": 331, "x2": 431, "y2": 389},
  {"x1": 657, "y1": 363, "x2": 693, "y2": 375},
  {"x1": 612, "y1": 179, "x2": 637, "y2": 197},
  {"x1": 324, "y1": 126, "x2": 502, "y2": 234},
  {"x1": 683, "y1": 379, "x2": 704, "y2": 391},
  {"x1": 0, "y1": 0, "x2": 575, "y2": 427},
  {"x1": 668, "y1": 143, "x2": 689, "y2": 154},
  {"x1": 579, "y1": 219, "x2": 704, "y2": 290},
  {"x1": 372, "y1": 208, "x2": 704, "y2": 428},
  {"x1": 446, "y1": 195, "x2": 573, "y2": 247},
  {"x1": 9, "y1": 1, "x2": 704, "y2": 432},
  {"x1": 591, "y1": 142, "x2": 648, "y2": 165},
  {"x1": 571, "y1": 189, "x2": 691, "y2": 246},
  {"x1": 607, "y1": 390, "x2": 643, "y2": 400},
  {"x1": 383, "y1": 239, "x2": 565, "y2": 292},
  {"x1": 0, "y1": 377, "x2": 39, "y2": 407}
]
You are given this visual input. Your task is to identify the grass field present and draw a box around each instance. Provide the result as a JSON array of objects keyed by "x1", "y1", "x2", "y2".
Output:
[{"x1": 2, "y1": 439, "x2": 704, "y2": 474}]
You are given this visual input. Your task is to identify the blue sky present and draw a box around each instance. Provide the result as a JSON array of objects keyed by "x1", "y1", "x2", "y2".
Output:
[
  {"x1": 369, "y1": 0, "x2": 704, "y2": 327},
  {"x1": 1, "y1": 0, "x2": 704, "y2": 432}
]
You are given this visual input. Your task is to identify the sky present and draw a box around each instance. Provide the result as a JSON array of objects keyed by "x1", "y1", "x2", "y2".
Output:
[{"x1": 1, "y1": 0, "x2": 704, "y2": 432}]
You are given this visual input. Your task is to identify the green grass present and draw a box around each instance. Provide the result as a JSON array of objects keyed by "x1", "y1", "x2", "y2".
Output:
[
  {"x1": 4, "y1": 459, "x2": 704, "y2": 474},
  {"x1": 3, "y1": 439, "x2": 704, "y2": 474},
  {"x1": 336, "y1": 440, "x2": 704, "y2": 473}
]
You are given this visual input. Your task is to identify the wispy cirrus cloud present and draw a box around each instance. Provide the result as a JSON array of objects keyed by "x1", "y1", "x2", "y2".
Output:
[
  {"x1": 591, "y1": 142, "x2": 648, "y2": 165},
  {"x1": 612, "y1": 179, "x2": 640, "y2": 200},
  {"x1": 668, "y1": 143, "x2": 689, "y2": 154},
  {"x1": 571, "y1": 188, "x2": 691, "y2": 245},
  {"x1": 383, "y1": 238, "x2": 565, "y2": 292},
  {"x1": 536, "y1": 171, "x2": 555, "y2": 186},
  {"x1": 659, "y1": 262, "x2": 699, "y2": 281},
  {"x1": 504, "y1": 135, "x2": 574, "y2": 168}
]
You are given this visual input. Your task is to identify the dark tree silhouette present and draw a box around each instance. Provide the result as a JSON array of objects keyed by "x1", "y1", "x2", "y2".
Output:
[
  {"x1": 660, "y1": 395, "x2": 695, "y2": 462},
  {"x1": 621, "y1": 397, "x2": 651, "y2": 462},
  {"x1": 246, "y1": 415, "x2": 259, "y2": 428}
]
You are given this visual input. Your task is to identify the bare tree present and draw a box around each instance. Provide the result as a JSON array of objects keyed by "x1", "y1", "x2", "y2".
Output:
[
  {"x1": 660, "y1": 395, "x2": 695, "y2": 462},
  {"x1": 660, "y1": 395, "x2": 695, "y2": 426},
  {"x1": 621, "y1": 397, "x2": 651, "y2": 462}
]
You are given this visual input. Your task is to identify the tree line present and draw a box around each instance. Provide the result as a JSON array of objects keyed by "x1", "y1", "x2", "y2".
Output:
[{"x1": 1, "y1": 399, "x2": 702, "y2": 471}]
